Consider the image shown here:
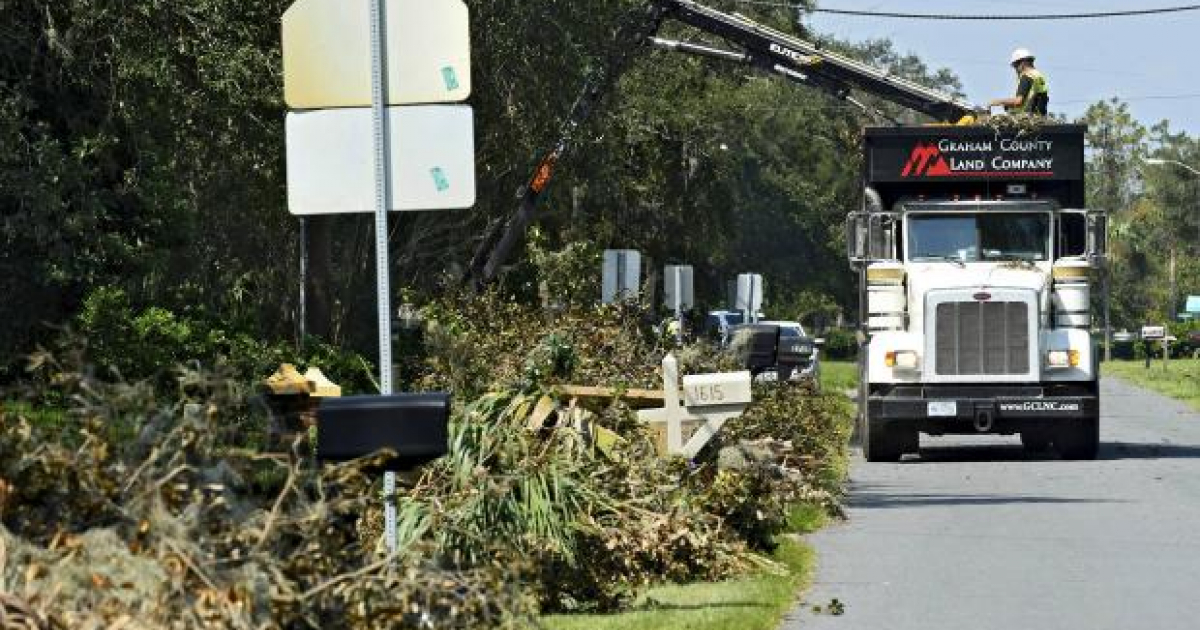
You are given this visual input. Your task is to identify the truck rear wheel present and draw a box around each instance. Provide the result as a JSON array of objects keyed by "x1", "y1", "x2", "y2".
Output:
[
  {"x1": 864, "y1": 417, "x2": 914, "y2": 462},
  {"x1": 1056, "y1": 417, "x2": 1099, "y2": 460}
]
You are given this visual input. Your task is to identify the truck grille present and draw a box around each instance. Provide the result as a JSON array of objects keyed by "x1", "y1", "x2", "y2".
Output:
[{"x1": 934, "y1": 301, "x2": 1029, "y2": 376}]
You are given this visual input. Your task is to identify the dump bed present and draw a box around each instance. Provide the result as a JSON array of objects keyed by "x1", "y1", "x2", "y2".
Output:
[{"x1": 864, "y1": 124, "x2": 1086, "y2": 209}]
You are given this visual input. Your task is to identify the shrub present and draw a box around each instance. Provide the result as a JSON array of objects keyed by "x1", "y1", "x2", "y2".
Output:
[
  {"x1": 391, "y1": 388, "x2": 746, "y2": 613},
  {"x1": 820, "y1": 327, "x2": 859, "y2": 360},
  {"x1": 1, "y1": 359, "x2": 535, "y2": 629},
  {"x1": 719, "y1": 382, "x2": 854, "y2": 512},
  {"x1": 1, "y1": 294, "x2": 854, "y2": 626},
  {"x1": 72, "y1": 286, "x2": 374, "y2": 392},
  {"x1": 526, "y1": 230, "x2": 603, "y2": 309},
  {"x1": 415, "y1": 291, "x2": 667, "y2": 397},
  {"x1": 667, "y1": 382, "x2": 854, "y2": 554}
]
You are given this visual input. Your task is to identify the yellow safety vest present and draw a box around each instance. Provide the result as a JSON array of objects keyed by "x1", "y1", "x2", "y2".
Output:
[{"x1": 1016, "y1": 68, "x2": 1049, "y2": 114}]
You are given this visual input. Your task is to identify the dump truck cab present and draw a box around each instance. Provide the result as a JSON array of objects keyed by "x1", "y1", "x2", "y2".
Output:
[{"x1": 848, "y1": 124, "x2": 1107, "y2": 461}]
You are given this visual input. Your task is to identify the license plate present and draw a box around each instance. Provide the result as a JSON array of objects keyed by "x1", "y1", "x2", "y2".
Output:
[{"x1": 927, "y1": 401, "x2": 957, "y2": 417}]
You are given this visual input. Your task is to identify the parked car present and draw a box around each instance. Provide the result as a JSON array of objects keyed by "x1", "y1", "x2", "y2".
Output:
[{"x1": 705, "y1": 310, "x2": 745, "y2": 346}]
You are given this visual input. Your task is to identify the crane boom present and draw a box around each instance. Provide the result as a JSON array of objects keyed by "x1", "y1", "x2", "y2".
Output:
[{"x1": 658, "y1": 0, "x2": 977, "y2": 123}]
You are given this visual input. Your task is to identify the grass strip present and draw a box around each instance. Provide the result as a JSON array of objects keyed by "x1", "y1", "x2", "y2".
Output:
[
  {"x1": 1104, "y1": 358, "x2": 1200, "y2": 410},
  {"x1": 819, "y1": 360, "x2": 858, "y2": 395},
  {"x1": 540, "y1": 508, "x2": 824, "y2": 630}
]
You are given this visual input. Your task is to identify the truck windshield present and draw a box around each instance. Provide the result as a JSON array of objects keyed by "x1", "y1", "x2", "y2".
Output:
[{"x1": 907, "y1": 213, "x2": 1050, "y2": 263}]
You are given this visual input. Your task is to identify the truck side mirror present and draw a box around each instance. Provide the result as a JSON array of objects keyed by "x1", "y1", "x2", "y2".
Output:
[
  {"x1": 869, "y1": 213, "x2": 899, "y2": 261},
  {"x1": 846, "y1": 212, "x2": 869, "y2": 264},
  {"x1": 317, "y1": 393, "x2": 451, "y2": 472}
]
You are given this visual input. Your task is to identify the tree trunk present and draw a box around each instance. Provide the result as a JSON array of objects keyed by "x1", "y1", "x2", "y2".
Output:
[{"x1": 305, "y1": 215, "x2": 335, "y2": 340}]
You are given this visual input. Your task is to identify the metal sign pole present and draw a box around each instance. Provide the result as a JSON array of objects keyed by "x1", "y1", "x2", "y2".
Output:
[
  {"x1": 617, "y1": 252, "x2": 627, "y2": 300},
  {"x1": 368, "y1": 0, "x2": 397, "y2": 553},
  {"x1": 673, "y1": 266, "x2": 683, "y2": 346},
  {"x1": 747, "y1": 275, "x2": 757, "y2": 324},
  {"x1": 752, "y1": 278, "x2": 757, "y2": 324},
  {"x1": 299, "y1": 217, "x2": 308, "y2": 345},
  {"x1": 747, "y1": 277, "x2": 756, "y2": 324}
]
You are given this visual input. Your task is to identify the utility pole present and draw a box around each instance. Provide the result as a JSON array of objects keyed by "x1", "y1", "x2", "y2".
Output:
[
  {"x1": 1169, "y1": 243, "x2": 1177, "y2": 322},
  {"x1": 1103, "y1": 257, "x2": 1112, "y2": 362},
  {"x1": 1101, "y1": 125, "x2": 1117, "y2": 363}
]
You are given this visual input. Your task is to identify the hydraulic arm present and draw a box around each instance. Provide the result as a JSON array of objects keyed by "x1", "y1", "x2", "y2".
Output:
[
  {"x1": 469, "y1": 0, "x2": 978, "y2": 287},
  {"x1": 654, "y1": 0, "x2": 975, "y2": 123}
]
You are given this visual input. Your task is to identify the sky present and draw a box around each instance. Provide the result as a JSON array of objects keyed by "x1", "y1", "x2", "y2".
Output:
[{"x1": 800, "y1": 0, "x2": 1200, "y2": 136}]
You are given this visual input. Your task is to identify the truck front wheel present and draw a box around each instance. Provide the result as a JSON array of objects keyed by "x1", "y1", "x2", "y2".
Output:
[
  {"x1": 1056, "y1": 417, "x2": 1099, "y2": 460},
  {"x1": 864, "y1": 417, "x2": 915, "y2": 462}
]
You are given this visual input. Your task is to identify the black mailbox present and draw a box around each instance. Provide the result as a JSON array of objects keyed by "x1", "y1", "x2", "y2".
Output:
[
  {"x1": 730, "y1": 324, "x2": 781, "y2": 375},
  {"x1": 317, "y1": 393, "x2": 450, "y2": 472},
  {"x1": 776, "y1": 337, "x2": 815, "y2": 369}
]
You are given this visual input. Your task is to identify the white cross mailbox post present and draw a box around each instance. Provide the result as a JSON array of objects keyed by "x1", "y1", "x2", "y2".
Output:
[{"x1": 637, "y1": 354, "x2": 752, "y2": 458}]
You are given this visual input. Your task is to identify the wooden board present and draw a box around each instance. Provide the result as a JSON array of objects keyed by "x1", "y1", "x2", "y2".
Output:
[{"x1": 556, "y1": 385, "x2": 666, "y2": 409}]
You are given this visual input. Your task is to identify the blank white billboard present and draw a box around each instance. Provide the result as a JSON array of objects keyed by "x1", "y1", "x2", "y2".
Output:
[
  {"x1": 286, "y1": 105, "x2": 476, "y2": 215},
  {"x1": 282, "y1": 0, "x2": 471, "y2": 108}
]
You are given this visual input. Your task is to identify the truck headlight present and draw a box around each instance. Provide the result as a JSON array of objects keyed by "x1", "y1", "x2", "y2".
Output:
[
  {"x1": 1047, "y1": 350, "x2": 1081, "y2": 369},
  {"x1": 885, "y1": 350, "x2": 920, "y2": 370}
]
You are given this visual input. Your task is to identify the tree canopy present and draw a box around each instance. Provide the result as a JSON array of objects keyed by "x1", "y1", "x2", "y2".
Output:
[{"x1": 3, "y1": 0, "x2": 1191, "y2": 376}]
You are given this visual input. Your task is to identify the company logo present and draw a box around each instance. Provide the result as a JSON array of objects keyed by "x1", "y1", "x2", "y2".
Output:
[
  {"x1": 899, "y1": 138, "x2": 1057, "y2": 178},
  {"x1": 901, "y1": 142, "x2": 952, "y2": 177},
  {"x1": 973, "y1": 292, "x2": 992, "y2": 301}
]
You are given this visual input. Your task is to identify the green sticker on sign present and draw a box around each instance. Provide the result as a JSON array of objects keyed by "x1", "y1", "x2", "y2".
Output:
[
  {"x1": 441, "y1": 66, "x2": 460, "y2": 91},
  {"x1": 431, "y1": 167, "x2": 450, "y2": 192}
]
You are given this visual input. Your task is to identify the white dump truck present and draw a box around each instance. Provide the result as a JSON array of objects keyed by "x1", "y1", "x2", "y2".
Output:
[
  {"x1": 848, "y1": 125, "x2": 1107, "y2": 461},
  {"x1": 478, "y1": 1, "x2": 1108, "y2": 464}
]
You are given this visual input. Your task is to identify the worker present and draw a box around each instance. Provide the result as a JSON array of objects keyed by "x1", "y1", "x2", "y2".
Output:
[{"x1": 988, "y1": 48, "x2": 1049, "y2": 116}]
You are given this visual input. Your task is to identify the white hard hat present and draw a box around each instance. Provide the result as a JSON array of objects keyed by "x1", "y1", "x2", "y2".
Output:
[{"x1": 1010, "y1": 48, "x2": 1035, "y2": 65}]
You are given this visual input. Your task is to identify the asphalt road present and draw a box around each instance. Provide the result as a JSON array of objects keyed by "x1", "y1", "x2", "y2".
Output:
[{"x1": 783, "y1": 376, "x2": 1200, "y2": 630}]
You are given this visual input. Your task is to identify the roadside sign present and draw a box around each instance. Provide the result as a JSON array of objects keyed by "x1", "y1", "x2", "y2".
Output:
[
  {"x1": 283, "y1": 0, "x2": 471, "y2": 108},
  {"x1": 735, "y1": 273, "x2": 764, "y2": 320},
  {"x1": 602, "y1": 250, "x2": 641, "y2": 304},
  {"x1": 1141, "y1": 325, "x2": 1166, "y2": 340},
  {"x1": 286, "y1": 105, "x2": 476, "y2": 214},
  {"x1": 1187, "y1": 296, "x2": 1200, "y2": 314},
  {"x1": 664, "y1": 265, "x2": 694, "y2": 310},
  {"x1": 282, "y1": 0, "x2": 473, "y2": 556}
]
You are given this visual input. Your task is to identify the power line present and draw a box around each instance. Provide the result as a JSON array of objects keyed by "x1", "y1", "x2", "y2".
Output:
[
  {"x1": 924, "y1": 57, "x2": 1150, "y2": 77},
  {"x1": 1056, "y1": 93, "x2": 1200, "y2": 105},
  {"x1": 718, "y1": 0, "x2": 1200, "y2": 20}
]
